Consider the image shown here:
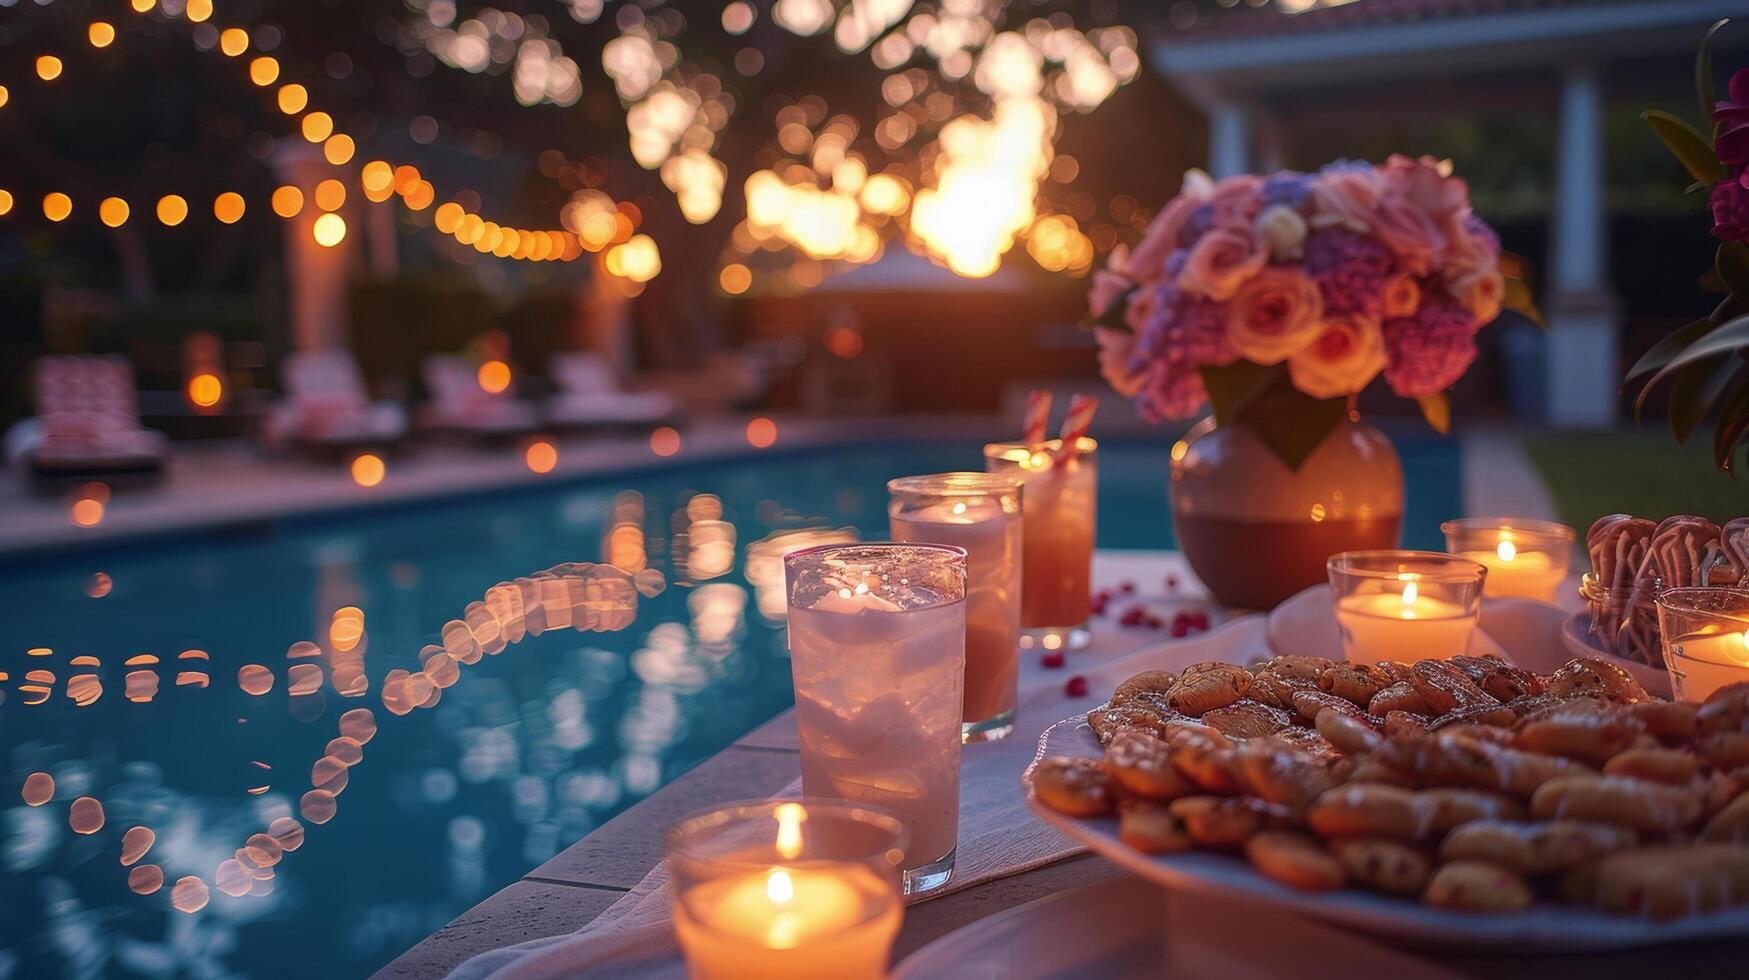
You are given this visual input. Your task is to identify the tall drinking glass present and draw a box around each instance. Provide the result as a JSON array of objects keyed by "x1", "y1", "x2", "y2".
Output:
[
  {"x1": 888, "y1": 474, "x2": 1023, "y2": 743},
  {"x1": 983, "y1": 438, "x2": 1097, "y2": 651},
  {"x1": 783, "y1": 543, "x2": 966, "y2": 895}
]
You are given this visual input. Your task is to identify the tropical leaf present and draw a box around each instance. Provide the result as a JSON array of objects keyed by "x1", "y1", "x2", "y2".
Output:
[
  {"x1": 1232, "y1": 377, "x2": 1349, "y2": 473},
  {"x1": 1666, "y1": 355, "x2": 1741, "y2": 445},
  {"x1": 1713, "y1": 380, "x2": 1749, "y2": 475},
  {"x1": 1500, "y1": 266, "x2": 1544, "y2": 328},
  {"x1": 1625, "y1": 314, "x2": 1725, "y2": 388},
  {"x1": 1719, "y1": 243, "x2": 1749, "y2": 306},
  {"x1": 1418, "y1": 393, "x2": 1451, "y2": 435},
  {"x1": 1644, "y1": 313, "x2": 1749, "y2": 391},
  {"x1": 1642, "y1": 110, "x2": 1728, "y2": 185},
  {"x1": 1199, "y1": 360, "x2": 1281, "y2": 428},
  {"x1": 1699, "y1": 18, "x2": 1729, "y2": 134}
]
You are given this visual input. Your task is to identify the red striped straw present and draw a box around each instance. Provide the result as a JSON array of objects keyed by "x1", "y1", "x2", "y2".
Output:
[
  {"x1": 1022, "y1": 390, "x2": 1052, "y2": 449},
  {"x1": 1053, "y1": 394, "x2": 1099, "y2": 467}
]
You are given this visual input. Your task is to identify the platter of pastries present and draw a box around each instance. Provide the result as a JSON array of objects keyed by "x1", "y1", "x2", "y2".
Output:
[{"x1": 1023, "y1": 652, "x2": 1749, "y2": 949}]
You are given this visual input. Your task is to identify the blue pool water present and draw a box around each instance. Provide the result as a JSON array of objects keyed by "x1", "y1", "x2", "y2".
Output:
[{"x1": 0, "y1": 432, "x2": 1459, "y2": 977}]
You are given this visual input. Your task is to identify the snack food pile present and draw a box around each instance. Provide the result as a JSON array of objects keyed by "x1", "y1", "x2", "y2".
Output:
[
  {"x1": 1585, "y1": 514, "x2": 1749, "y2": 664},
  {"x1": 1031, "y1": 654, "x2": 1749, "y2": 919}
]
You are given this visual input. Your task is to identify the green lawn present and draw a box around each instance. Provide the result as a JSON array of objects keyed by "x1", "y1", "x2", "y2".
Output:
[{"x1": 1522, "y1": 432, "x2": 1748, "y2": 530}]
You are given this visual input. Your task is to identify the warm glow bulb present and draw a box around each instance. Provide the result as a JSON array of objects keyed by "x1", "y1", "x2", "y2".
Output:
[
  {"x1": 650, "y1": 426, "x2": 681, "y2": 457},
  {"x1": 433, "y1": 202, "x2": 463, "y2": 234},
  {"x1": 314, "y1": 179, "x2": 345, "y2": 211},
  {"x1": 156, "y1": 195, "x2": 188, "y2": 226},
  {"x1": 130, "y1": 0, "x2": 156, "y2": 12},
  {"x1": 36, "y1": 56, "x2": 64, "y2": 81},
  {"x1": 477, "y1": 360, "x2": 511, "y2": 394},
  {"x1": 323, "y1": 134, "x2": 356, "y2": 166},
  {"x1": 1401, "y1": 580, "x2": 1419, "y2": 607},
  {"x1": 220, "y1": 28, "x2": 250, "y2": 57},
  {"x1": 188, "y1": 373, "x2": 222, "y2": 408},
  {"x1": 185, "y1": 0, "x2": 213, "y2": 23},
  {"x1": 43, "y1": 193, "x2": 72, "y2": 222},
  {"x1": 524, "y1": 441, "x2": 558, "y2": 474},
  {"x1": 88, "y1": 22, "x2": 117, "y2": 48},
  {"x1": 0, "y1": 190, "x2": 13, "y2": 216},
  {"x1": 312, "y1": 212, "x2": 347, "y2": 247},
  {"x1": 765, "y1": 869, "x2": 794, "y2": 904},
  {"x1": 361, "y1": 161, "x2": 394, "y2": 194},
  {"x1": 1496, "y1": 539, "x2": 1517, "y2": 563},
  {"x1": 746, "y1": 417, "x2": 777, "y2": 449},
  {"x1": 276, "y1": 83, "x2": 308, "y2": 114},
  {"x1": 271, "y1": 185, "x2": 304, "y2": 218},
  {"x1": 300, "y1": 111, "x2": 333, "y2": 143},
  {"x1": 213, "y1": 192, "x2": 245, "y2": 224},
  {"x1": 248, "y1": 56, "x2": 280, "y2": 87},
  {"x1": 70, "y1": 498, "x2": 105, "y2": 527},
  {"x1": 350, "y1": 453, "x2": 384, "y2": 487},
  {"x1": 0, "y1": 85, "x2": 9, "y2": 110},
  {"x1": 99, "y1": 197, "x2": 130, "y2": 227}
]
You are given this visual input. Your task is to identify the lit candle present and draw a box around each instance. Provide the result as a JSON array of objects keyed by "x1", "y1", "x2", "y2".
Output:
[
  {"x1": 1666, "y1": 627, "x2": 1749, "y2": 703},
  {"x1": 669, "y1": 802, "x2": 906, "y2": 980},
  {"x1": 1443, "y1": 519, "x2": 1574, "y2": 602},
  {"x1": 1333, "y1": 576, "x2": 1480, "y2": 663}
]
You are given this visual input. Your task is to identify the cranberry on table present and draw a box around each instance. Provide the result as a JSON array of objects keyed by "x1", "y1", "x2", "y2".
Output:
[
  {"x1": 1041, "y1": 651, "x2": 1066, "y2": 669},
  {"x1": 1065, "y1": 675, "x2": 1089, "y2": 697}
]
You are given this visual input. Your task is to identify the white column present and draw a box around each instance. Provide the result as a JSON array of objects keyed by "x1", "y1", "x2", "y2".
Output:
[
  {"x1": 1545, "y1": 67, "x2": 1618, "y2": 428},
  {"x1": 1208, "y1": 101, "x2": 1251, "y2": 179}
]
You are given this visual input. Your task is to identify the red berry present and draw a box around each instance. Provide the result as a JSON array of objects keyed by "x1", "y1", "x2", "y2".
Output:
[
  {"x1": 1169, "y1": 619, "x2": 1190, "y2": 639},
  {"x1": 1119, "y1": 606, "x2": 1145, "y2": 626},
  {"x1": 1188, "y1": 611, "x2": 1210, "y2": 631},
  {"x1": 1119, "y1": 581, "x2": 1135, "y2": 594},
  {"x1": 1065, "y1": 675, "x2": 1088, "y2": 697},
  {"x1": 1041, "y1": 651, "x2": 1066, "y2": 669},
  {"x1": 1166, "y1": 575, "x2": 1179, "y2": 590}
]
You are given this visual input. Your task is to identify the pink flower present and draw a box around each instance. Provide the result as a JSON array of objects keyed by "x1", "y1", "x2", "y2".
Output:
[
  {"x1": 1224, "y1": 267, "x2": 1325, "y2": 364},
  {"x1": 1210, "y1": 175, "x2": 1265, "y2": 231},
  {"x1": 1711, "y1": 178, "x2": 1749, "y2": 243},
  {"x1": 1374, "y1": 155, "x2": 1470, "y2": 276},
  {"x1": 1371, "y1": 195, "x2": 1446, "y2": 277},
  {"x1": 1447, "y1": 266, "x2": 1504, "y2": 325},
  {"x1": 1135, "y1": 359, "x2": 1209, "y2": 421},
  {"x1": 1177, "y1": 228, "x2": 1267, "y2": 302},
  {"x1": 1095, "y1": 327, "x2": 1147, "y2": 398},
  {"x1": 1129, "y1": 176, "x2": 1212, "y2": 281},
  {"x1": 1307, "y1": 167, "x2": 1382, "y2": 233},
  {"x1": 1381, "y1": 274, "x2": 1421, "y2": 319},
  {"x1": 1381, "y1": 155, "x2": 1470, "y2": 225},
  {"x1": 1087, "y1": 244, "x2": 1134, "y2": 317},
  {"x1": 1382, "y1": 300, "x2": 1478, "y2": 398},
  {"x1": 1713, "y1": 68, "x2": 1749, "y2": 167},
  {"x1": 1288, "y1": 313, "x2": 1387, "y2": 399}
]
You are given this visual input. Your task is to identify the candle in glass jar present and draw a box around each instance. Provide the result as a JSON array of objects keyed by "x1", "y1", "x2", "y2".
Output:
[
  {"x1": 1667, "y1": 628, "x2": 1749, "y2": 703},
  {"x1": 672, "y1": 864, "x2": 902, "y2": 980},
  {"x1": 1334, "y1": 580, "x2": 1477, "y2": 663},
  {"x1": 1454, "y1": 540, "x2": 1564, "y2": 601}
]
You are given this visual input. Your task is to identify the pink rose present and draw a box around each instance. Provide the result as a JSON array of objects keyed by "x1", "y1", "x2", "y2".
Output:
[
  {"x1": 1381, "y1": 154, "x2": 1469, "y2": 225},
  {"x1": 1210, "y1": 174, "x2": 1265, "y2": 231},
  {"x1": 1447, "y1": 266, "x2": 1504, "y2": 325},
  {"x1": 1087, "y1": 244, "x2": 1133, "y2": 317},
  {"x1": 1381, "y1": 274, "x2": 1421, "y2": 319},
  {"x1": 1442, "y1": 214, "x2": 1499, "y2": 278},
  {"x1": 1307, "y1": 168, "x2": 1382, "y2": 233},
  {"x1": 1095, "y1": 327, "x2": 1147, "y2": 398},
  {"x1": 1129, "y1": 175, "x2": 1212, "y2": 281},
  {"x1": 1288, "y1": 313, "x2": 1387, "y2": 399},
  {"x1": 1224, "y1": 267, "x2": 1325, "y2": 365},
  {"x1": 1177, "y1": 228, "x2": 1267, "y2": 302},
  {"x1": 1370, "y1": 193, "x2": 1447, "y2": 277},
  {"x1": 1136, "y1": 359, "x2": 1208, "y2": 421}
]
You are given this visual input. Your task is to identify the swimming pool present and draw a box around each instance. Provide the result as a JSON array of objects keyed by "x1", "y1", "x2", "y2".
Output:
[{"x1": 0, "y1": 431, "x2": 1460, "y2": 977}]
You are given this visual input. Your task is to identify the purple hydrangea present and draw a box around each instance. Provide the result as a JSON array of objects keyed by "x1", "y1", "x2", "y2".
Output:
[
  {"x1": 1135, "y1": 360, "x2": 1209, "y2": 422},
  {"x1": 1382, "y1": 300, "x2": 1479, "y2": 398},
  {"x1": 1129, "y1": 285, "x2": 1234, "y2": 373},
  {"x1": 1460, "y1": 213, "x2": 1500, "y2": 254},
  {"x1": 1711, "y1": 177, "x2": 1749, "y2": 243},
  {"x1": 1164, "y1": 248, "x2": 1189, "y2": 279},
  {"x1": 1303, "y1": 228, "x2": 1395, "y2": 317},
  {"x1": 1261, "y1": 171, "x2": 1312, "y2": 210},
  {"x1": 1179, "y1": 203, "x2": 1216, "y2": 247}
]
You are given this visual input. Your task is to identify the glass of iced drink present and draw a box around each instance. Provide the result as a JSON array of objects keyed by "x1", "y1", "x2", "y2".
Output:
[
  {"x1": 784, "y1": 543, "x2": 967, "y2": 896},
  {"x1": 887, "y1": 474, "x2": 1022, "y2": 743},
  {"x1": 984, "y1": 438, "x2": 1097, "y2": 651}
]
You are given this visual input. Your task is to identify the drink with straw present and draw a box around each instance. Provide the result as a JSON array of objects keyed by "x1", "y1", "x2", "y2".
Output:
[
  {"x1": 984, "y1": 393, "x2": 1099, "y2": 651},
  {"x1": 888, "y1": 473, "x2": 1023, "y2": 742},
  {"x1": 784, "y1": 543, "x2": 967, "y2": 896}
]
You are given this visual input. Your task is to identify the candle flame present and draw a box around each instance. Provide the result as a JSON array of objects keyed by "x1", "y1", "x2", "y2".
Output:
[
  {"x1": 1496, "y1": 539, "x2": 1517, "y2": 562},
  {"x1": 1401, "y1": 580, "x2": 1419, "y2": 607},
  {"x1": 1734, "y1": 630, "x2": 1749, "y2": 668},
  {"x1": 774, "y1": 803, "x2": 804, "y2": 860},
  {"x1": 952, "y1": 501, "x2": 967, "y2": 515},
  {"x1": 766, "y1": 868, "x2": 794, "y2": 904},
  {"x1": 853, "y1": 581, "x2": 869, "y2": 596}
]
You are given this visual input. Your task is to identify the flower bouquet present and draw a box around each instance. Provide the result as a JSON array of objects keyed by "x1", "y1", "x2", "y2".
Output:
[
  {"x1": 1088, "y1": 155, "x2": 1520, "y2": 468},
  {"x1": 1631, "y1": 18, "x2": 1749, "y2": 474}
]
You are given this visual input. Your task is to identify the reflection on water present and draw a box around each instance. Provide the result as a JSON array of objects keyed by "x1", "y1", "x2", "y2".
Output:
[{"x1": 0, "y1": 442, "x2": 1008, "y2": 977}]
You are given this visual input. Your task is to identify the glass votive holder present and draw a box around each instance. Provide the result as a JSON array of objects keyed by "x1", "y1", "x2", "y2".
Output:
[
  {"x1": 1441, "y1": 517, "x2": 1575, "y2": 602},
  {"x1": 667, "y1": 800, "x2": 907, "y2": 980},
  {"x1": 983, "y1": 438, "x2": 1097, "y2": 652},
  {"x1": 1655, "y1": 587, "x2": 1749, "y2": 703},
  {"x1": 1327, "y1": 550, "x2": 1488, "y2": 664},
  {"x1": 888, "y1": 473, "x2": 1024, "y2": 743},
  {"x1": 784, "y1": 542, "x2": 966, "y2": 895}
]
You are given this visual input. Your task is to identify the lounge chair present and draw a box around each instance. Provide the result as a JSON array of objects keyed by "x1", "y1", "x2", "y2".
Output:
[
  {"x1": 7, "y1": 355, "x2": 169, "y2": 491},
  {"x1": 545, "y1": 351, "x2": 679, "y2": 429},
  {"x1": 263, "y1": 350, "x2": 408, "y2": 454},
  {"x1": 421, "y1": 354, "x2": 541, "y2": 439}
]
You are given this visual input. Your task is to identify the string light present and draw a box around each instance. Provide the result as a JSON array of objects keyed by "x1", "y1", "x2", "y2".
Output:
[
  {"x1": 213, "y1": 192, "x2": 246, "y2": 224},
  {"x1": 130, "y1": 0, "x2": 156, "y2": 13},
  {"x1": 0, "y1": 190, "x2": 13, "y2": 216},
  {"x1": 300, "y1": 111, "x2": 333, "y2": 143},
  {"x1": 314, "y1": 179, "x2": 345, "y2": 212},
  {"x1": 36, "y1": 56, "x2": 64, "y2": 81},
  {"x1": 0, "y1": 85, "x2": 8, "y2": 109},
  {"x1": 43, "y1": 193, "x2": 71, "y2": 222},
  {"x1": 88, "y1": 23, "x2": 117, "y2": 49},
  {"x1": 323, "y1": 134, "x2": 356, "y2": 165},
  {"x1": 277, "y1": 83, "x2": 308, "y2": 114},
  {"x1": 156, "y1": 195, "x2": 188, "y2": 226},
  {"x1": 220, "y1": 28, "x2": 250, "y2": 57},
  {"x1": 271, "y1": 185, "x2": 304, "y2": 218},
  {"x1": 185, "y1": 0, "x2": 213, "y2": 24},
  {"x1": 248, "y1": 56, "x2": 280, "y2": 87},
  {"x1": 99, "y1": 197, "x2": 130, "y2": 228},
  {"x1": 312, "y1": 212, "x2": 346, "y2": 247}
]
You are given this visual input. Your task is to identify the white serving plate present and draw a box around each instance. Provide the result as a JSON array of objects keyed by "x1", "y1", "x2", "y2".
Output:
[{"x1": 1021, "y1": 715, "x2": 1749, "y2": 951}]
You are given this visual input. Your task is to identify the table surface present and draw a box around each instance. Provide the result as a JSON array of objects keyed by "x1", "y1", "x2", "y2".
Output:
[{"x1": 376, "y1": 551, "x2": 1744, "y2": 979}]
